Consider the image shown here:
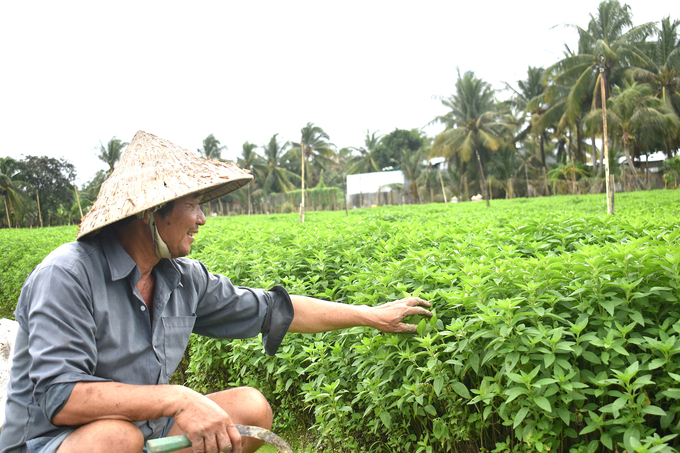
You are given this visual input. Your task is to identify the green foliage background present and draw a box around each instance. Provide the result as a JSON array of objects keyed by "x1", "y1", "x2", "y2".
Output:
[
  {"x1": 0, "y1": 226, "x2": 76, "y2": 318},
  {"x1": 1, "y1": 191, "x2": 680, "y2": 453},
  {"x1": 186, "y1": 191, "x2": 680, "y2": 453}
]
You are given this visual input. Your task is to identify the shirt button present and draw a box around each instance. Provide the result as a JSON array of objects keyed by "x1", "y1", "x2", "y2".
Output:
[{"x1": 140, "y1": 305, "x2": 146, "y2": 312}]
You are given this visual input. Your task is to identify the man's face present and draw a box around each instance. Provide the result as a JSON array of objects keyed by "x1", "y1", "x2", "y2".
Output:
[{"x1": 154, "y1": 194, "x2": 206, "y2": 258}]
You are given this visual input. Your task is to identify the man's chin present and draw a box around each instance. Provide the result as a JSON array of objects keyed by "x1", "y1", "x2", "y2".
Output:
[{"x1": 175, "y1": 247, "x2": 192, "y2": 258}]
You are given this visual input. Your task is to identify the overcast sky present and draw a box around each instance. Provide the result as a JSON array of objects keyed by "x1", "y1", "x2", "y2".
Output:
[{"x1": 0, "y1": 1, "x2": 674, "y2": 184}]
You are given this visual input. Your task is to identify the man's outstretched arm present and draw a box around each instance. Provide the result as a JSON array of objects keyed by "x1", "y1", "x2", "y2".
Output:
[{"x1": 287, "y1": 295, "x2": 431, "y2": 334}]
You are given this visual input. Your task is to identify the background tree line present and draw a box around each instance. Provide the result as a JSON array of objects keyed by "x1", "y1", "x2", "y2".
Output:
[{"x1": 2, "y1": 0, "x2": 679, "y2": 228}]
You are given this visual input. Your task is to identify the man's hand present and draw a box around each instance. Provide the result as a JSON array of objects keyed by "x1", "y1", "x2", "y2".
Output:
[
  {"x1": 369, "y1": 297, "x2": 432, "y2": 333},
  {"x1": 172, "y1": 387, "x2": 242, "y2": 453}
]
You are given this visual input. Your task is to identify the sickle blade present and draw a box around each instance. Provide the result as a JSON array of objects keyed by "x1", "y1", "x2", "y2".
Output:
[{"x1": 236, "y1": 424, "x2": 292, "y2": 453}]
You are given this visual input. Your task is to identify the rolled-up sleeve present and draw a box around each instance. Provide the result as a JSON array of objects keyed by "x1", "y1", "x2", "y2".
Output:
[
  {"x1": 260, "y1": 286, "x2": 295, "y2": 356},
  {"x1": 19, "y1": 263, "x2": 112, "y2": 421},
  {"x1": 190, "y1": 262, "x2": 294, "y2": 356}
]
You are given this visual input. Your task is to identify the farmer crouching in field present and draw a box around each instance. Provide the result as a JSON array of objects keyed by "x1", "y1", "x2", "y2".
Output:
[{"x1": 0, "y1": 131, "x2": 431, "y2": 453}]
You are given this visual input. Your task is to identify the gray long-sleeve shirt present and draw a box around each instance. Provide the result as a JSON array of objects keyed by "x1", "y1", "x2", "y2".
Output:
[{"x1": 0, "y1": 229, "x2": 294, "y2": 453}]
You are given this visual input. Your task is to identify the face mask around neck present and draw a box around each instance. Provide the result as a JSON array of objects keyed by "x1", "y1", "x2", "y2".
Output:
[{"x1": 147, "y1": 211, "x2": 172, "y2": 260}]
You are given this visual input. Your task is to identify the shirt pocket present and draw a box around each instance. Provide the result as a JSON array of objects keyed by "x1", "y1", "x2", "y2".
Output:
[{"x1": 162, "y1": 315, "x2": 196, "y2": 378}]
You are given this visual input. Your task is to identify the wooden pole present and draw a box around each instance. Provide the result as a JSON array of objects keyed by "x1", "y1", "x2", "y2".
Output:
[
  {"x1": 299, "y1": 139, "x2": 305, "y2": 223},
  {"x1": 524, "y1": 163, "x2": 530, "y2": 197},
  {"x1": 37, "y1": 191, "x2": 43, "y2": 228},
  {"x1": 4, "y1": 196, "x2": 11, "y2": 228},
  {"x1": 438, "y1": 169, "x2": 447, "y2": 204},
  {"x1": 73, "y1": 185, "x2": 83, "y2": 218},
  {"x1": 599, "y1": 56, "x2": 614, "y2": 214}
]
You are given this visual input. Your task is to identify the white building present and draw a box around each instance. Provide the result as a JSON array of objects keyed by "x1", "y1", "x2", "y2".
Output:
[{"x1": 346, "y1": 170, "x2": 407, "y2": 207}]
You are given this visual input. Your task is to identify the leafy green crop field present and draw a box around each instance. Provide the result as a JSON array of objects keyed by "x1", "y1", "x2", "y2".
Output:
[
  {"x1": 0, "y1": 225, "x2": 76, "y2": 319},
  {"x1": 1, "y1": 191, "x2": 679, "y2": 453}
]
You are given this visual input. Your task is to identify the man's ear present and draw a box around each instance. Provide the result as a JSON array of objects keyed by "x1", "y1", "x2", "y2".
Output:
[{"x1": 138, "y1": 210, "x2": 151, "y2": 226}]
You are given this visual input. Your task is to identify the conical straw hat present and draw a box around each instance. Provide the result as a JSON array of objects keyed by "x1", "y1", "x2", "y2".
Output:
[{"x1": 77, "y1": 130, "x2": 252, "y2": 240}]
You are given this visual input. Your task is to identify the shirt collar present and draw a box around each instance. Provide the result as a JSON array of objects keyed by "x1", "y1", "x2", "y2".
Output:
[
  {"x1": 98, "y1": 230, "x2": 138, "y2": 282},
  {"x1": 156, "y1": 258, "x2": 182, "y2": 289},
  {"x1": 98, "y1": 229, "x2": 182, "y2": 289}
]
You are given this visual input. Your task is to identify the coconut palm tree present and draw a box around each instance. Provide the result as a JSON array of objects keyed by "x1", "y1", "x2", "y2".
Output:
[
  {"x1": 630, "y1": 16, "x2": 680, "y2": 156},
  {"x1": 97, "y1": 137, "x2": 128, "y2": 174},
  {"x1": 544, "y1": 0, "x2": 656, "y2": 163},
  {"x1": 585, "y1": 81, "x2": 680, "y2": 189},
  {"x1": 237, "y1": 141, "x2": 262, "y2": 216},
  {"x1": 418, "y1": 162, "x2": 441, "y2": 203},
  {"x1": 632, "y1": 17, "x2": 680, "y2": 107},
  {"x1": 258, "y1": 134, "x2": 298, "y2": 195},
  {"x1": 488, "y1": 141, "x2": 524, "y2": 198},
  {"x1": 0, "y1": 157, "x2": 31, "y2": 227},
  {"x1": 198, "y1": 134, "x2": 226, "y2": 160},
  {"x1": 431, "y1": 70, "x2": 514, "y2": 207},
  {"x1": 348, "y1": 130, "x2": 382, "y2": 174},
  {"x1": 507, "y1": 66, "x2": 558, "y2": 175},
  {"x1": 394, "y1": 147, "x2": 423, "y2": 204},
  {"x1": 289, "y1": 122, "x2": 333, "y2": 222},
  {"x1": 289, "y1": 122, "x2": 334, "y2": 187}
]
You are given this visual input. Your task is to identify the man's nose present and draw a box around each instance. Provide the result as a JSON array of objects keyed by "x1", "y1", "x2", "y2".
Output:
[{"x1": 197, "y1": 208, "x2": 206, "y2": 225}]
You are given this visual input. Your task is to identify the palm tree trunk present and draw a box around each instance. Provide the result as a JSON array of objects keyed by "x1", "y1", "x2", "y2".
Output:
[
  {"x1": 576, "y1": 120, "x2": 583, "y2": 163},
  {"x1": 591, "y1": 134, "x2": 600, "y2": 178},
  {"x1": 411, "y1": 183, "x2": 420, "y2": 204},
  {"x1": 599, "y1": 65, "x2": 614, "y2": 213},
  {"x1": 645, "y1": 152, "x2": 649, "y2": 188},
  {"x1": 37, "y1": 191, "x2": 43, "y2": 228},
  {"x1": 299, "y1": 142, "x2": 305, "y2": 223},
  {"x1": 438, "y1": 170, "x2": 447, "y2": 204},
  {"x1": 247, "y1": 184, "x2": 252, "y2": 216},
  {"x1": 474, "y1": 149, "x2": 490, "y2": 208},
  {"x1": 539, "y1": 133, "x2": 546, "y2": 168},
  {"x1": 74, "y1": 185, "x2": 83, "y2": 219},
  {"x1": 4, "y1": 196, "x2": 10, "y2": 228},
  {"x1": 463, "y1": 175, "x2": 469, "y2": 202},
  {"x1": 556, "y1": 138, "x2": 566, "y2": 164},
  {"x1": 623, "y1": 139, "x2": 642, "y2": 190},
  {"x1": 539, "y1": 135, "x2": 549, "y2": 196},
  {"x1": 524, "y1": 163, "x2": 530, "y2": 197}
]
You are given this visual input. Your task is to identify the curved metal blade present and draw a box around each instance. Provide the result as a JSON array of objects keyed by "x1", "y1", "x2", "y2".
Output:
[{"x1": 236, "y1": 424, "x2": 292, "y2": 453}]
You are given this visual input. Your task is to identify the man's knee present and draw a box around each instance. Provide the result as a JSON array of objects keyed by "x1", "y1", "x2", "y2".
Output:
[
  {"x1": 238, "y1": 387, "x2": 273, "y2": 427},
  {"x1": 208, "y1": 386, "x2": 273, "y2": 428},
  {"x1": 57, "y1": 420, "x2": 144, "y2": 453}
]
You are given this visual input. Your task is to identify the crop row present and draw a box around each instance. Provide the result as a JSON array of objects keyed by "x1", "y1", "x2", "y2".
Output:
[
  {"x1": 186, "y1": 191, "x2": 680, "y2": 453},
  {"x1": 2, "y1": 191, "x2": 679, "y2": 453}
]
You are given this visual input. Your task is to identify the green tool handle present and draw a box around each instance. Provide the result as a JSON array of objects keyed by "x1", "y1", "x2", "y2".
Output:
[{"x1": 146, "y1": 435, "x2": 192, "y2": 453}]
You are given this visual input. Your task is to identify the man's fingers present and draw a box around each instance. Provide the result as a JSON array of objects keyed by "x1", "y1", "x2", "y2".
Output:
[
  {"x1": 217, "y1": 432, "x2": 233, "y2": 453},
  {"x1": 225, "y1": 424, "x2": 242, "y2": 453},
  {"x1": 401, "y1": 322, "x2": 419, "y2": 333},
  {"x1": 404, "y1": 297, "x2": 431, "y2": 308},
  {"x1": 188, "y1": 436, "x2": 206, "y2": 453},
  {"x1": 402, "y1": 305, "x2": 433, "y2": 320},
  {"x1": 203, "y1": 435, "x2": 220, "y2": 453}
]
